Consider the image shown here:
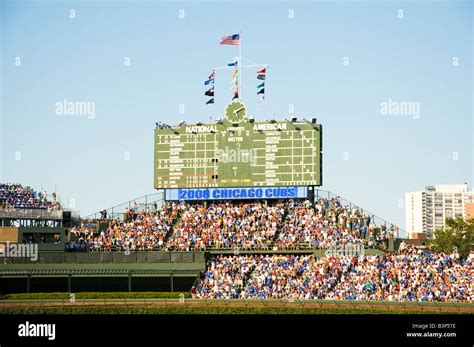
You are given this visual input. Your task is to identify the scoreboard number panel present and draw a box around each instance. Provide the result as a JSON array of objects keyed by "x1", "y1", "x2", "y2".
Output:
[{"x1": 155, "y1": 102, "x2": 322, "y2": 189}]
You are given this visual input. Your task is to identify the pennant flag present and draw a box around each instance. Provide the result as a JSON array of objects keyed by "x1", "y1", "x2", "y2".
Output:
[
  {"x1": 256, "y1": 68, "x2": 266, "y2": 99},
  {"x1": 220, "y1": 34, "x2": 240, "y2": 46},
  {"x1": 208, "y1": 71, "x2": 215, "y2": 79},
  {"x1": 205, "y1": 88, "x2": 214, "y2": 97},
  {"x1": 228, "y1": 61, "x2": 238, "y2": 67},
  {"x1": 206, "y1": 98, "x2": 215, "y2": 105},
  {"x1": 232, "y1": 92, "x2": 239, "y2": 100},
  {"x1": 231, "y1": 72, "x2": 238, "y2": 84},
  {"x1": 205, "y1": 78, "x2": 215, "y2": 85}
]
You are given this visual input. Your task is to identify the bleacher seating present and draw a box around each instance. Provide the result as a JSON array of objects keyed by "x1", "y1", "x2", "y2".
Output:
[
  {"x1": 192, "y1": 248, "x2": 473, "y2": 302},
  {"x1": 0, "y1": 183, "x2": 60, "y2": 210},
  {"x1": 78, "y1": 198, "x2": 392, "y2": 252}
]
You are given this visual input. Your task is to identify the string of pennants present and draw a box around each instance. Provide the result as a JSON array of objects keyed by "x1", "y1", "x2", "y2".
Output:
[
  {"x1": 229, "y1": 60, "x2": 239, "y2": 100},
  {"x1": 204, "y1": 70, "x2": 215, "y2": 104},
  {"x1": 256, "y1": 67, "x2": 266, "y2": 104}
]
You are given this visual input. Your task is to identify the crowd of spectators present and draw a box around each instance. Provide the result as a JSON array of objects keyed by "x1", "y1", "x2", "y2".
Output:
[
  {"x1": 193, "y1": 247, "x2": 473, "y2": 302},
  {"x1": 330, "y1": 248, "x2": 472, "y2": 302},
  {"x1": 0, "y1": 183, "x2": 60, "y2": 210},
  {"x1": 192, "y1": 255, "x2": 258, "y2": 299},
  {"x1": 274, "y1": 198, "x2": 382, "y2": 250},
  {"x1": 166, "y1": 201, "x2": 285, "y2": 251},
  {"x1": 73, "y1": 202, "x2": 180, "y2": 251},
  {"x1": 74, "y1": 198, "x2": 397, "y2": 252},
  {"x1": 56, "y1": 195, "x2": 473, "y2": 303},
  {"x1": 65, "y1": 226, "x2": 94, "y2": 252}
]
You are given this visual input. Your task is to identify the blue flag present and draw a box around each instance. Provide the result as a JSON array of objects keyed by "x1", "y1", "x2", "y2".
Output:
[{"x1": 204, "y1": 78, "x2": 215, "y2": 85}]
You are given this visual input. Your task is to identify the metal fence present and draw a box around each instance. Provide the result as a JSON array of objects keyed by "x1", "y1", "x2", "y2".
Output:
[
  {"x1": 0, "y1": 209, "x2": 63, "y2": 220},
  {"x1": 0, "y1": 251, "x2": 206, "y2": 264},
  {"x1": 83, "y1": 192, "x2": 166, "y2": 221}
]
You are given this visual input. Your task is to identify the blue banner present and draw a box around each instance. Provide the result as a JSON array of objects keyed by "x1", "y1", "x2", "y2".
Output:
[{"x1": 165, "y1": 187, "x2": 308, "y2": 201}]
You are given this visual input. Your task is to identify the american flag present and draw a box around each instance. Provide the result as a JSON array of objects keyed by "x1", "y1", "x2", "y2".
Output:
[{"x1": 220, "y1": 34, "x2": 240, "y2": 45}]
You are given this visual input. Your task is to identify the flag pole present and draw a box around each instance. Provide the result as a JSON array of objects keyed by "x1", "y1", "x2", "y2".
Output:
[{"x1": 238, "y1": 32, "x2": 242, "y2": 100}]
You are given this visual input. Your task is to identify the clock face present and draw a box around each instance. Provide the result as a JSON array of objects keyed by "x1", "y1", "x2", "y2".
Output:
[{"x1": 225, "y1": 101, "x2": 247, "y2": 123}]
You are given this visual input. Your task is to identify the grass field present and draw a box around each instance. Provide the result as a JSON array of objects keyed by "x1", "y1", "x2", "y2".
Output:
[
  {"x1": 2, "y1": 292, "x2": 189, "y2": 300},
  {"x1": 1, "y1": 292, "x2": 473, "y2": 314},
  {"x1": 0, "y1": 306, "x2": 469, "y2": 315}
]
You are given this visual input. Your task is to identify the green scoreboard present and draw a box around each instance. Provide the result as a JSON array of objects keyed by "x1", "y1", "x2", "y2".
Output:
[{"x1": 154, "y1": 101, "x2": 322, "y2": 189}]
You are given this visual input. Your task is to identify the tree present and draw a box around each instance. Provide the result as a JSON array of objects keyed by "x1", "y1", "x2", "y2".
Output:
[{"x1": 429, "y1": 217, "x2": 474, "y2": 259}]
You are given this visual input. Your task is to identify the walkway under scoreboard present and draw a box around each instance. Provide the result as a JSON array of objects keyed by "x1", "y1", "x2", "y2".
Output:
[{"x1": 154, "y1": 101, "x2": 322, "y2": 190}]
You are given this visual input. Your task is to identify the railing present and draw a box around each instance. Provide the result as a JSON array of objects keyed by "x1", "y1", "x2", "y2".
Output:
[
  {"x1": 0, "y1": 251, "x2": 206, "y2": 264},
  {"x1": 83, "y1": 192, "x2": 166, "y2": 221},
  {"x1": 0, "y1": 209, "x2": 63, "y2": 220},
  {"x1": 170, "y1": 242, "x2": 387, "y2": 254}
]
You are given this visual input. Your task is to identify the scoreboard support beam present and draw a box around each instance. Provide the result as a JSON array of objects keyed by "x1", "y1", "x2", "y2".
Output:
[
  {"x1": 239, "y1": 32, "x2": 242, "y2": 99},
  {"x1": 308, "y1": 186, "x2": 315, "y2": 203}
]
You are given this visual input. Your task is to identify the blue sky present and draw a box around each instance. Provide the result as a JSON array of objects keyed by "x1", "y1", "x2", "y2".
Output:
[{"x1": 1, "y1": 0, "x2": 472, "y2": 232}]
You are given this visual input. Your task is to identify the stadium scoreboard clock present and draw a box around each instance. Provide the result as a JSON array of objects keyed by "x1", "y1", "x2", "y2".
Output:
[{"x1": 154, "y1": 102, "x2": 322, "y2": 189}]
